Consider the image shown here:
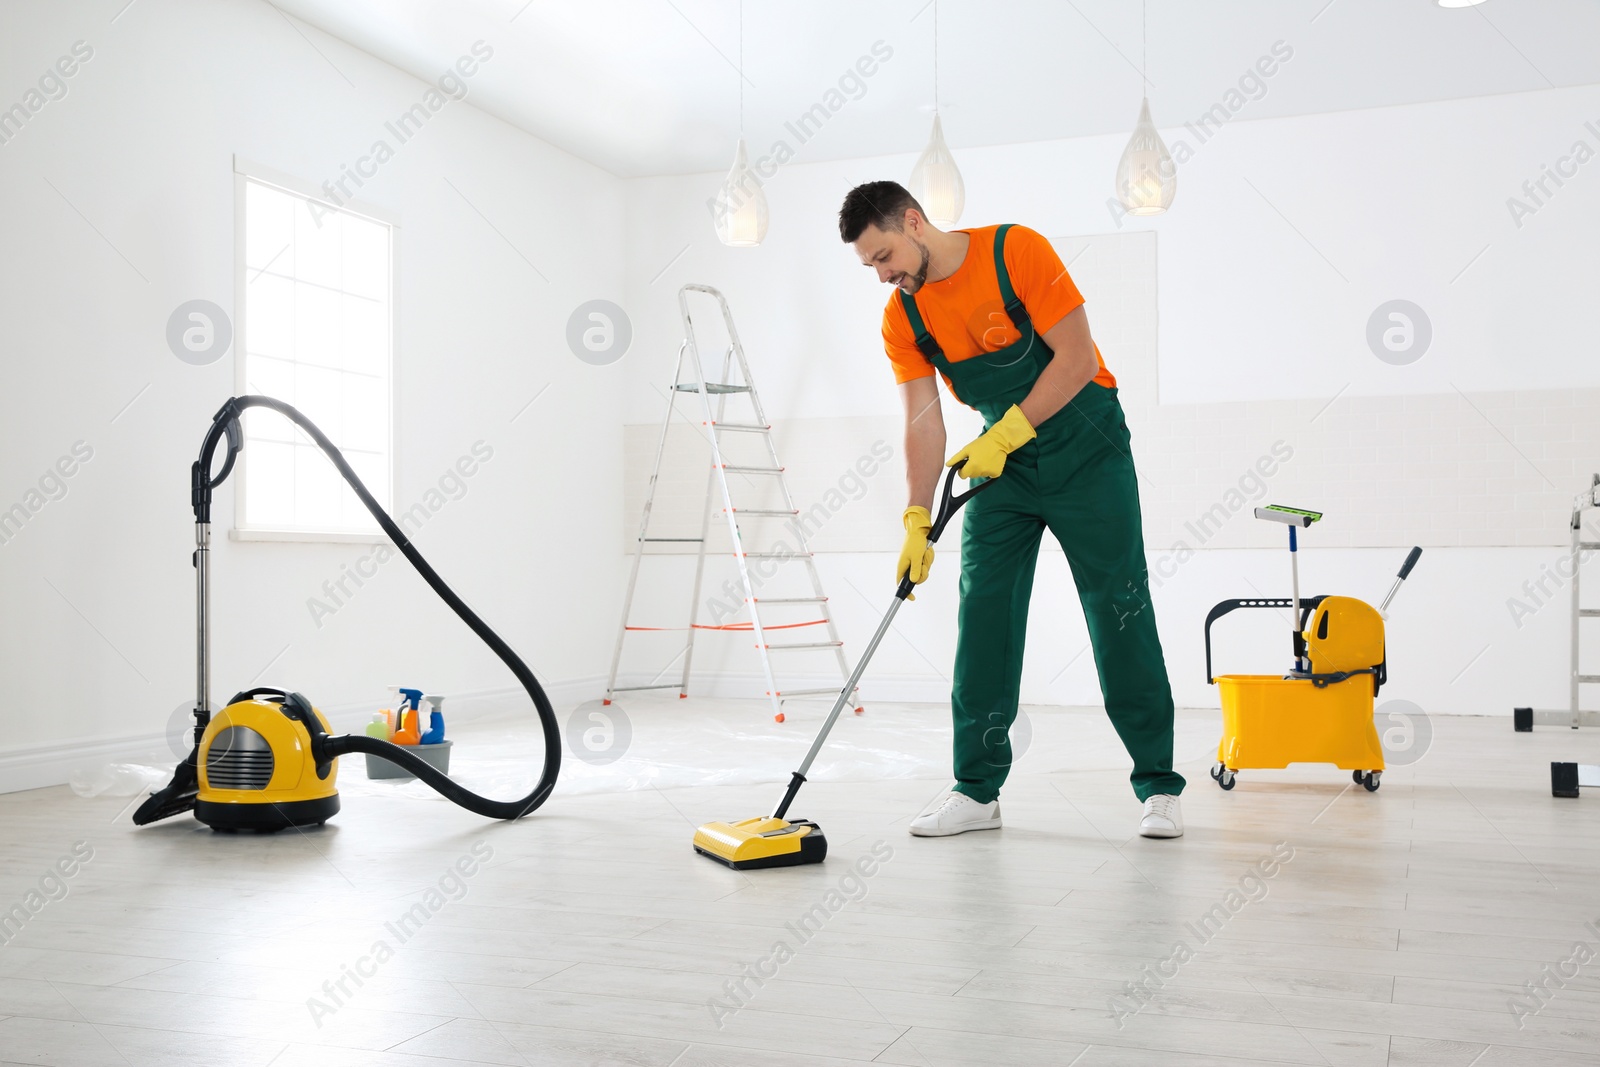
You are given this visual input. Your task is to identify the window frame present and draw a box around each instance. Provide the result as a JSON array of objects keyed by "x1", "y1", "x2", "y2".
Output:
[{"x1": 229, "y1": 156, "x2": 400, "y2": 545}]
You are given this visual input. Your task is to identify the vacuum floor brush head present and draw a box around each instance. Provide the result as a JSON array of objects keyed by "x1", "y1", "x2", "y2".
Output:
[{"x1": 693, "y1": 816, "x2": 827, "y2": 869}]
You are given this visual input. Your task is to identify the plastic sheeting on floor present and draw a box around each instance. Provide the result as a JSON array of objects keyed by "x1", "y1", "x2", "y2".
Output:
[
  {"x1": 68, "y1": 762, "x2": 172, "y2": 798},
  {"x1": 333, "y1": 698, "x2": 1222, "y2": 802},
  {"x1": 70, "y1": 698, "x2": 1221, "y2": 804}
]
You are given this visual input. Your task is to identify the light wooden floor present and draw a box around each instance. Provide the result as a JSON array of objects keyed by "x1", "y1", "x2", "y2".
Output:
[{"x1": 1, "y1": 708, "x2": 1597, "y2": 1067}]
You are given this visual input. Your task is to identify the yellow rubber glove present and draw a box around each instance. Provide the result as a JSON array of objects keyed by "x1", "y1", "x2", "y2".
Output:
[
  {"x1": 897, "y1": 506, "x2": 934, "y2": 598},
  {"x1": 946, "y1": 404, "x2": 1037, "y2": 480}
]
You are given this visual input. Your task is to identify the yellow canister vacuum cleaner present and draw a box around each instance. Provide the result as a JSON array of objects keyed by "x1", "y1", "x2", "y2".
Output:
[
  {"x1": 693, "y1": 466, "x2": 993, "y2": 869},
  {"x1": 1203, "y1": 504, "x2": 1422, "y2": 792},
  {"x1": 134, "y1": 396, "x2": 561, "y2": 831}
]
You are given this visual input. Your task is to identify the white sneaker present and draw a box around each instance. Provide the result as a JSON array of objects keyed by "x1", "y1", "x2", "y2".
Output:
[
  {"x1": 909, "y1": 789, "x2": 1002, "y2": 837},
  {"x1": 1139, "y1": 794, "x2": 1184, "y2": 839}
]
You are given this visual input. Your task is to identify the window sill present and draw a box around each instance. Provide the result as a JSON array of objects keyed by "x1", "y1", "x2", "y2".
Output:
[{"x1": 229, "y1": 527, "x2": 390, "y2": 545}]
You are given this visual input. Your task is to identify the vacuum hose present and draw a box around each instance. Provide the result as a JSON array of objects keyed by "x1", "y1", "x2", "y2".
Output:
[{"x1": 194, "y1": 395, "x2": 560, "y2": 820}]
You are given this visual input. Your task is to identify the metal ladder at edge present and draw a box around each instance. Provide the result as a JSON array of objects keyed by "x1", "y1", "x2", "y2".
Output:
[
  {"x1": 603, "y1": 283, "x2": 861, "y2": 723},
  {"x1": 1564, "y1": 474, "x2": 1600, "y2": 726},
  {"x1": 1524, "y1": 473, "x2": 1600, "y2": 729}
]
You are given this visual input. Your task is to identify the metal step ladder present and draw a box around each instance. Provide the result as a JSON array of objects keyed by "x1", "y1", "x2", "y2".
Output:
[
  {"x1": 604, "y1": 283, "x2": 860, "y2": 723},
  {"x1": 1514, "y1": 473, "x2": 1600, "y2": 797}
]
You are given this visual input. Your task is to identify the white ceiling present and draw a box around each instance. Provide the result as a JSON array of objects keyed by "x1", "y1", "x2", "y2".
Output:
[{"x1": 270, "y1": 0, "x2": 1600, "y2": 178}]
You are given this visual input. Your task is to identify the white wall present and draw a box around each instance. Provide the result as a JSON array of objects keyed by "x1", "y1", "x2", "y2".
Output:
[
  {"x1": 3, "y1": 9, "x2": 1595, "y2": 795},
  {"x1": 0, "y1": 0, "x2": 627, "y2": 790},
  {"x1": 616, "y1": 82, "x2": 1600, "y2": 720}
]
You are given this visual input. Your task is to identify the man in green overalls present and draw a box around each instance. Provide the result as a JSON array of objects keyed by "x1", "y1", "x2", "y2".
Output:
[{"x1": 839, "y1": 181, "x2": 1185, "y2": 839}]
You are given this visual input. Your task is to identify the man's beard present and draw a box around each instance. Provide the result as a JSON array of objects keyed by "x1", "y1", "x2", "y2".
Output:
[{"x1": 896, "y1": 242, "x2": 932, "y2": 294}]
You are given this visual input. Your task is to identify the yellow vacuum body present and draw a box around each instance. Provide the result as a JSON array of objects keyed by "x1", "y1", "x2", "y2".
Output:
[
  {"x1": 693, "y1": 816, "x2": 827, "y2": 870},
  {"x1": 196, "y1": 691, "x2": 340, "y2": 831}
]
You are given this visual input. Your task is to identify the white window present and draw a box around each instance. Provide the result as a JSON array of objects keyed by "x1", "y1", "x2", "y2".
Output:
[{"x1": 234, "y1": 161, "x2": 395, "y2": 539}]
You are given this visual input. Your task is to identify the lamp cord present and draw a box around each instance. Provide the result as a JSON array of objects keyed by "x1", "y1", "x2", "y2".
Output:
[{"x1": 738, "y1": 0, "x2": 744, "y2": 136}]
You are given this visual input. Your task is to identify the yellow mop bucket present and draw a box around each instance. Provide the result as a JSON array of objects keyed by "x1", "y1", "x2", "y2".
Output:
[
  {"x1": 1215, "y1": 671, "x2": 1384, "y2": 777},
  {"x1": 1206, "y1": 596, "x2": 1388, "y2": 790},
  {"x1": 1203, "y1": 506, "x2": 1422, "y2": 792}
]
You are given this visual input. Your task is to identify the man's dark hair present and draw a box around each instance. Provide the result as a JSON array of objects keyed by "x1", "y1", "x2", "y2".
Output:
[{"x1": 838, "y1": 181, "x2": 925, "y2": 242}]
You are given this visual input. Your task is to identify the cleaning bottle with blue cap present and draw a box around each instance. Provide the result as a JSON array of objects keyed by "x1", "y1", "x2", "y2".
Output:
[{"x1": 392, "y1": 687, "x2": 424, "y2": 745}]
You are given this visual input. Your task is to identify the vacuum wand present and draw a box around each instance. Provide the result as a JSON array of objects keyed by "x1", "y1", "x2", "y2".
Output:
[
  {"x1": 189, "y1": 408, "x2": 241, "y2": 745},
  {"x1": 773, "y1": 593, "x2": 906, "y2": 820},
  {"x1": 194, "y1": 521, "x2": 210, "y2": 749},
  {"x1": 770, "y1": 464, "x2": 997, "y2": 822}
]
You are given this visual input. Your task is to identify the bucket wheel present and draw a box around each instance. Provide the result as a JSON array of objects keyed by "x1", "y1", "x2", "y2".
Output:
[
  {"x1": 1211, "y1": 762, "x2": 1236, "y2": 790},
  {"x1": 1353, "y1": 769, "x2": 1381, "y2": 791}
]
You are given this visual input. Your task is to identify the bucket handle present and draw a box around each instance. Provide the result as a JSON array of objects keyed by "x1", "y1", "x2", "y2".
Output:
[{"x1": 1204, "y1": 596, "x2": 1327, "y2": 684}]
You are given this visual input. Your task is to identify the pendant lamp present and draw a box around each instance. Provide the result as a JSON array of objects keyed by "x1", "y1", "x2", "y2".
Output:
[
  {"x1": 713, "y1": 139, "x2": 767, "y2": 247},
  {"x1": 713, "y1": 2, "x2": 767, "y2": 246},
  {"x1": 908, "y1": 0, "x2": 963, "y2": 227},
  {"x1": 1114, "y1": 1, "x2": 1176, "y2": 215},
  {"x1": 910, "y1": 114, "x2": 964, "y2": 227}
]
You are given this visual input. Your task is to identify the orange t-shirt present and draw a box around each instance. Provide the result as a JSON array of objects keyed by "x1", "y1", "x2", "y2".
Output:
[{"x1": 881, "y1": 224, "x2": 1116, "y2": 397}]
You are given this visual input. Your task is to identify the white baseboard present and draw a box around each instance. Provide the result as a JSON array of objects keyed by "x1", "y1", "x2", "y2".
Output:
[
  {"x1": 0, "y1": 675, "x2": 611, "y2": 796},
  {"x1": 0, "y1": 732, "x2": 175, "y2": 796}
]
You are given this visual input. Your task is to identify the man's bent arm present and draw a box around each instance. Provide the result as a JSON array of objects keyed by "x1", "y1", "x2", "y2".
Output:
[
  {"x1": 1018, "y1": 305, "x2": 1101, "y2": 429},
  {"x1": 901, "y1": 375, "x2": 944, "y2": 511}
]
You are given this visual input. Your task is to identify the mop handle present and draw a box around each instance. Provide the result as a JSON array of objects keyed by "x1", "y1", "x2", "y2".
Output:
[
  {"x1": 1378, "y1": 546, "x2": 1423, "y2": 615},
  {"x1": 1290, "y1": 524, "x2": 1302, "y2": 671},
  {"x1": 772, "y1": 466, "x2": 996, "y2": 820}
]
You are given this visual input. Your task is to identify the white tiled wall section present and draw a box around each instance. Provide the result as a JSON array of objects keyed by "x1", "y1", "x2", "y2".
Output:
[{"x1": 626, "y1": 231, "x2": 1598, "y2": 553}]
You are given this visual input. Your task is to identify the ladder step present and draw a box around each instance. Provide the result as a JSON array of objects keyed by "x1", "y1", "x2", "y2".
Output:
[
  {"x1": 729, "y1": 508, "x2": 798, "y2": 517},
  {"x1": 777, "y1": 687, "x2": 854, "y2": 697},
  {"x1": 609, "y1": 683, "x2": 682, "y2": 692},
  {"x1": 712, "y1": 422, "x2": 769, "y2": 432},
  {"x1": 1580, "y1": 542, "x2": 1600, "y2": 550},
  {"x1": 764, "y1": 641, "x2": 844, "y2": 650},
  {"x1": 641, "y1": 537, "x2": 704, "y2": 543},
  {"x1": 1580, "y1": 675, "x2": 1600, "y2": 684},
  {"x1": 673, "y1": 382, "x2": 750, "y2": 394},
  {"x1": 722, "y1": 464, "x2": 784, "y2": 474},
  {"x1": 742, "y1": 552, "x2": 811, "y2": 560},
  {"x1": 756, "y1": 596, "x2": 827, "y2": 604},
  {"x1": 1580, "y1": 609, "x2": 1600, "y2": 618}
]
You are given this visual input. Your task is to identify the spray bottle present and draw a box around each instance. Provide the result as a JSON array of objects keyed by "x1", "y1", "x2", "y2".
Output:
[
  {"x1": 391, "y1": 686, "x2": 424, "y2": 745},
  {"x1": 419, "y1": 695, "x2": 446, "y2": 745}
]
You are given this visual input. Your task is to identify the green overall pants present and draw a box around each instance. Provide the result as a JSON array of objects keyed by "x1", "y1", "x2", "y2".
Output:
[{"x1": 900, "y1": 225, "x2": 1185, "y2": 804}]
